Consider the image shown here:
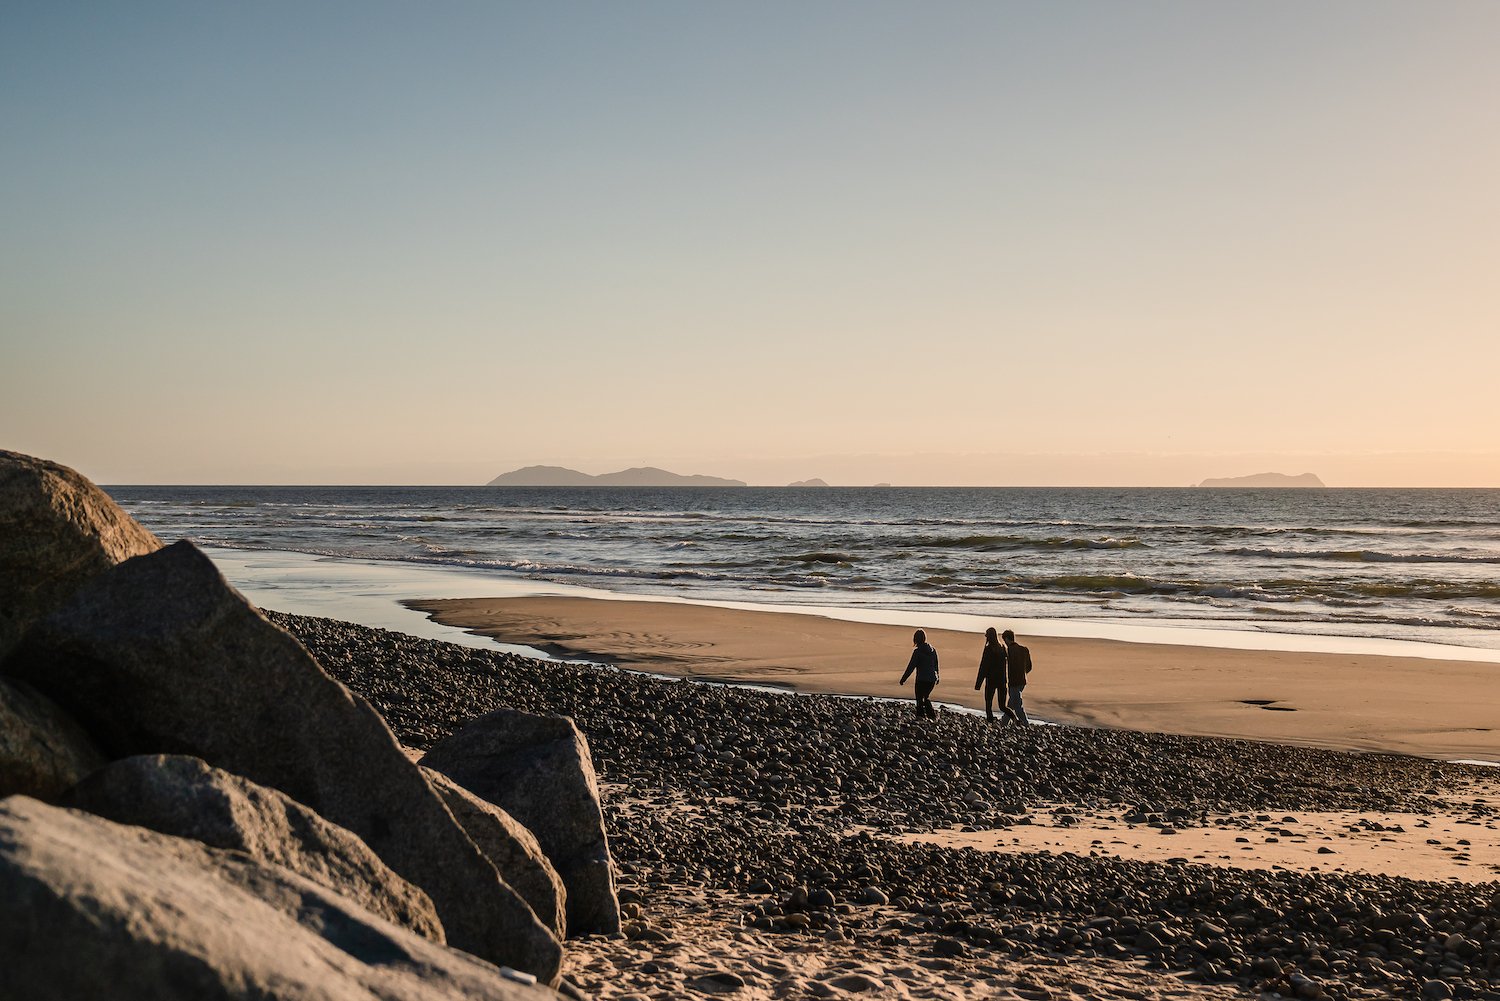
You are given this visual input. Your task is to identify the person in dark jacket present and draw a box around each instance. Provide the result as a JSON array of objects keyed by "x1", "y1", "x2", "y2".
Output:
[
  {"x1": 899, "y1": 628, "x2": 940, "y2": 719},
  {"x1": 1001, "y1": 629, "x2": 1032, "y2": 725},
  {"x1": 973, "y1": 626, "x2": 1013, "y2": 722}
]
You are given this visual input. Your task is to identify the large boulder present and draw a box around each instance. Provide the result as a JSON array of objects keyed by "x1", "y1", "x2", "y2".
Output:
[
  {"x1": 422, "y1": 709, "x2": 620, "y2": 935},
  {"x1": 62, "y1": 754, "x2": 444, "y2": 943},
  {"x1": 0, "y1": 797, "x2": 559, "y2": 1001},
  {"x1": 423, "y1": 766, "x2": 567, "y2": 940},
  {"x1": 0, "y1": 450, "x2": 161, "y2": 661},
  {"x1": 8, "y1": 541, "x2": 561, "y2": 983},
  {"x1": 0, "y1": 677, "x2": 106, "y2": 802}
]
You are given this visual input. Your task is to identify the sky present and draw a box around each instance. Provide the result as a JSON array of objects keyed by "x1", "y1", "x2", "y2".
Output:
[{"x1": 2, "y1": 2, "x2": 1497, "y2": 486}]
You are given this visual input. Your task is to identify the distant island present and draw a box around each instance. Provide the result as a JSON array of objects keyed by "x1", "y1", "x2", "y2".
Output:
[
  {"x1": 1195, "y1": 472, "x2": 1326, "y2": 488},
  {"x1": 487, "y1": 465, "x2": 747, "y2": 487},
  {"x1": 786, "y1": 478, "x2": 829, "y2": 487}
]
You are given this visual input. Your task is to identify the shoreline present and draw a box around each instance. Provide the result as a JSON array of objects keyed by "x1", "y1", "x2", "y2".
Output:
[
  {"x1": 201, "y1": 546, "x2": 1500, "y2": 665},
  {"x1": 278, "y1": 609, "x2": 1500, "y2": 999},
  {"x1": 406, "y1": 594, "x2": 1500, "y2": 763}
]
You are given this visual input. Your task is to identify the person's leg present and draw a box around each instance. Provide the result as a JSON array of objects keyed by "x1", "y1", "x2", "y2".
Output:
[
  {"x1": 915, "y1": 679, "x2": 933, "y2": 717},
  {"x1": 1000, "y1": 686, "x2": 1019, "y2": 723},
  {"x1": 983, "y1": 683, "x2": 997, "y2": 721},
  {"x1": 1008, "y1": 686, "x2": 1028, "y2": 725}
]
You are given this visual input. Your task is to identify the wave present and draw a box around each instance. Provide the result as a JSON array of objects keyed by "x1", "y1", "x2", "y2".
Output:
[
  {"x1": 781, "y1": 552, "x2": 858, "y2": 565},
  {"x1": 901, "y1": 533, "x2": 1145, "y2": 552},
  {"x1": 1222, "y1": 547, "x2": 1500, "y2": 565}
]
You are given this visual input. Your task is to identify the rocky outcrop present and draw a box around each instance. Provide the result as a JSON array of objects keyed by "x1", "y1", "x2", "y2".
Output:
[
  {"x1": 9, "y1": 541, "x2": 561, "y2": 982},
  {"x1": 424, "y1": 766, "x2": 568, "y2": 940},
  {"x1": 0, "y1": 677, "x2": 106, "y2": 801},
  {"x1": 0, "y1": 797, "x2": 558, "y2": 1001},
  {"x1": 0, "y1": 450, "x2": 161, "y2": 661},
  {"x1": 422, "y1": 709, "x2": 620, "y2": 936},
  {"x1": 62, "y1": 754, "x2": 444, "y2": 943}
]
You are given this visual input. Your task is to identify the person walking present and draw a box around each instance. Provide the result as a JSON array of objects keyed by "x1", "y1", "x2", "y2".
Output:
[
  {"x1": 1001, "y1": 629, "x2": 1032, "y2": 725},
  {"x1": 973, "y1": 626, "x2": 1010, "y2": 722},
  {"x1": 899, "y1": 628, "x2": 940, "y2": 719}
]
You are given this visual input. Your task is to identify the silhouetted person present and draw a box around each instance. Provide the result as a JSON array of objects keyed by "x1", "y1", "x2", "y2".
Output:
[
  {"x1": 900, "y1": 628, "x2": 940, "y2": 719},
  {"x1": 1002, "y1": 629, "x2": 1032, "y2": 725},
  {"x1": 974, "y1": 626, "x2": 1015, "y2": 723}
]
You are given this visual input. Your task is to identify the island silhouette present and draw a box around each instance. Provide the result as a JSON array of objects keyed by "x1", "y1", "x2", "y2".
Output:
[
  {"x1": 1195, "y1": 472, "x2": 1326, "y2": 488},
  {"x1": 488, "y1": 465, "x2": 747, "y2": 487}
]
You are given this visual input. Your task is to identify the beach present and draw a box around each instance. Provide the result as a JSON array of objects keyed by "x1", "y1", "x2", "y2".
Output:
[
  {"x1": 405, "y1": 596, "x2": 1500, "y2": 762},
  {"x1": 275, "y1": 609, "x2": 1500, "y2": 1000}
]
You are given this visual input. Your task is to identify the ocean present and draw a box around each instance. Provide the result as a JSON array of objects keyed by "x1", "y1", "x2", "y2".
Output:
[{"x1": 104, "y1": 485, "x2": 1500, "y2": 657}]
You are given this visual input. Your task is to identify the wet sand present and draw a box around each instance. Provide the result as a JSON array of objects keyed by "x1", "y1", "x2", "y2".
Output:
[{"x1": 406, "y1": 595, "x2": 1500, "y2": 761}]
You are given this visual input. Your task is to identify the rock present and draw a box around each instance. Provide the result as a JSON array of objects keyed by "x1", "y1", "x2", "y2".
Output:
[
  {"x1": 0, "y1": 797, "x2": 557, "y2": 1001},
  {"x1": 0, "y1": 677, "x2": 105, "y2": 801},
  {"x1": 422, "y1": 708, "x2": 620, "y2": 935},
  {"x1": 61, "y1": 754, "x2": 444, "y2": 942},
  {"x1": 1421, "y1": 981, "x2": 1453, "y2": 1000},
  {"x1": 0, "y1": 452, "x2": 161, "y2": 664},
  {"x1": 422, "y1": 766, "x2": 567, "y2": 939},
  {"x1": 8, "y1": 542, "x2": 560, "y2": 982},
  {"x1": 859, "y1": 885, "x2": 889, "y2": 905}
]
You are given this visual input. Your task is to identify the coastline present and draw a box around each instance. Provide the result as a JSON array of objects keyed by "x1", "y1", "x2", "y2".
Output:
[
  {"x1": 277, "y1": 609, "x2": 1500, "y2": 999},
  {"x1": 406, "y1": 595, "x2": 1500, "y2": 762}
]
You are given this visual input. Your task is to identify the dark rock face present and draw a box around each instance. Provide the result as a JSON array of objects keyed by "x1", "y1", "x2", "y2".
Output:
[
  {"x1": 0, "y1": 797, "x2": 559, "y2": 1001},
  {"x1": 424, "y1": 766, "x2": 568, "y2": 940},
  {"x1": 422, "y1": 710, "x2": 620, "y2": 936},
  {"x1": 62, "y1": 754, "x2": 445, "y2": 943},
  {"x1": 0, "y1": 450, "x2": 161, "y2": 661},
  {"x1": 0, "y1": 677, "x2": 105, "y2": 801},
  {"x1": 9, "y1": 541, "x2": 561, "y2": 983}
]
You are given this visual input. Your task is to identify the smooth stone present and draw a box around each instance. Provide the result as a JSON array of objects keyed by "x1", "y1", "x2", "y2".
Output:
[
  {"x1": 0, "y1": 450, "x2": 161, "y2": 661},
  {"x1": 62, "y1": 754, "x2": 445, "y2": 942},
  {"x1": 0, "y1": 797, "x2": 557, "y2": 1001}
]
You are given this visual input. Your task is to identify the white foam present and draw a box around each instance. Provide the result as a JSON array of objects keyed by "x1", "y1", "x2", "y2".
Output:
[{"x1": 206, "y1": 547, "x2": 1500, "y2": 665}]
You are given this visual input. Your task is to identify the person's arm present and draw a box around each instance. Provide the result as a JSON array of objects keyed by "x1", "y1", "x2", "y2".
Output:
[
  {"x1": 975, "y1": 650, "x2": 985, "y2": 690},
  {"x1": 932, "y1": 648, "x2": 939, "y2": 683},
  {"x1": 900, "y1": 649, "x2": 917, "y2": 685}
]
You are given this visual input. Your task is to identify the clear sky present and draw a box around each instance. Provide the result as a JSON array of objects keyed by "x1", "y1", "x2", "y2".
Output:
[{"x1": 3, "y1": 2, "x2": 1497, "y2": 486}]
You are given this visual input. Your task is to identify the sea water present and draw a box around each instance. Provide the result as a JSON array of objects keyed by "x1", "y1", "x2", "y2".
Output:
[{"x1": 105, "y1": 485, "x2": 1500, "y2": 657}]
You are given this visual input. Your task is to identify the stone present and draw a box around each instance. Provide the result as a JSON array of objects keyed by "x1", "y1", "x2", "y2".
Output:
[
  {"x1": 1421, "y1": 981, "x2": 1453, "y2": 1000},
  {"x1": 0, "y1": 450, "x2": 161, "y2": 662},
  {"x1": 422, "y1": 707, "x2": 621, "y2": 935},
  {"x1": 61, "y1": 754, "x2": 444, "y2": 942},
  {"x1": 423, "y1": 765, "x2": 567, "y2": 939},
  {"x1": 9, "y1": 541, "x2": 560, "y2": 982},
  {"x1": 0, "y1": 797, "x2": 558, "y2": 1001},
  {"x1": 0, "y1": 676, "x2": 105, "y2": 801}
]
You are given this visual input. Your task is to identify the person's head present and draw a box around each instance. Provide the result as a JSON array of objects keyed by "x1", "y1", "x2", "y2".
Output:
[
  {"x1": 984, "y1": 626, "x2": 998, "y2": 644},
  {"x1": 913, "y1": 629, "x2": 926, "y2": 646},
  {"x1": 1002, "y1": 629, "x2": 1015, "y2": 644}
]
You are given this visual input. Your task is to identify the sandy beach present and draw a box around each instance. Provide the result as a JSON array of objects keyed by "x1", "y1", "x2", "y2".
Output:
[{"x1": 405, "y1": 596, "x2": 1500, "y2": 762}]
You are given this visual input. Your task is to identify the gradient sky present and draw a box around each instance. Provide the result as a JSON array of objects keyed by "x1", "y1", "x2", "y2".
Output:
[{"x1": 3, "y1": 2, "x2": 1497, "y2": 485}]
